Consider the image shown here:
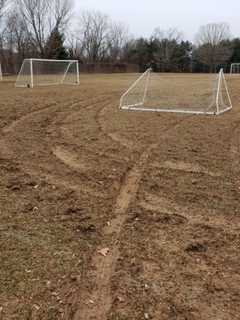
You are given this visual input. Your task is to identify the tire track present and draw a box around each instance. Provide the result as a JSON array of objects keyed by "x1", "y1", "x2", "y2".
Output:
[
  {"x1": 0, "y1": 101, "x2": 59, "y2": 157},
  {"x1": 70, "y1": 106, "x2": 187, "y2": 320},
  {"x1": 151, "y1": 160, "x2": 221, "y2": 177},
  {"x1": 230, "y1": 120, "x2": 240, "y2": 174},
  {"x1": 57, "y1": 97, "x2": 114, "y2": 149},
  {"x1": 53, "y1": 146, "x2": 89, "y2": 172},
  {"x1": 0, "y1": 96, "x2": 112, "y2": 199},
  {"x1": 140, "y1": 193, "x2": 240, "y2": 232},
  {"x1": 2, "y1": 95, "x2": 111, "y2": 135},
  {"x1": 97, "y1": 103, "x2": 136, "y2": 149},
  {"x1": 2, "y1": 102, "x2": 59, "y2": 134},
  {"x1": 73, "y1": 144, "x2": 155, "y2": 320}
]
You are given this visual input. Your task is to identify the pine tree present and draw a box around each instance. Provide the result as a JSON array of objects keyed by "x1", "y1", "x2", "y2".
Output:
[
  {"x1": 45, "y1": 28, "x2": 68, "y2": 59},
  {"x1": 231, "y1": 38, "x2": 240, "y2": 63}
]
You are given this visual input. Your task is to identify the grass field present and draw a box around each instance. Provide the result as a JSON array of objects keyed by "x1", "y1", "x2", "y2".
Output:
[{"x1": 0, "y1": 74, "x2": 240, "y2": 319}]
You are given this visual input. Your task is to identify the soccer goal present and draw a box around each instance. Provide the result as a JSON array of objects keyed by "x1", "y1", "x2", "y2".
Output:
[
  {"x1": 15, "y1": 59, "x2": 80, "y2": 88},
  {"x1": 0, "y1": 63, "x2": 2, "y2": 81},
  {"x1": 120, "y1": 69, "x2": 232, "y2": 115},
  {"x1": 230, "y1": 63, "x2": 240, "y2": 74}
]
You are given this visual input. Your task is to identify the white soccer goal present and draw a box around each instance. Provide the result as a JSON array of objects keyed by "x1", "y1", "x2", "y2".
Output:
[
  {"x1": 15, "y1": 59, "x2": 80, "y2": 88},
  {"x1": 0, "y1": 63, "x2": 2, "y2": 81},
  {"x1": 120, "y1": 69, "x2": 232, "y2": 115},
  {"x1": 230, "y1": 63, "x2": 240, "y2": 74}
]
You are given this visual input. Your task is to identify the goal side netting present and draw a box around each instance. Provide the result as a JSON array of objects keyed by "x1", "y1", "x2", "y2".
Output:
[
  {"x1": 230, "y1": 63, "x2": 240, "y2": 74},
  {"x1": 0, "y1": 63, "x2": 2, "y2": 81},
  {"x1": 15, "y1": 59, "x2": 80, "y2": 88},
  {"x1": 120, "y1": 69, "x2": 232, "y2": 116}
]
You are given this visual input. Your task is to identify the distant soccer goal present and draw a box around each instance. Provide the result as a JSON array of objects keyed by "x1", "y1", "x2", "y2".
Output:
[
  {"x1": 0, "y1": 63, "x2": 2, "y2": 81},
  {"x1": 15, "y1": 59, "x2": 80, "y2": 88},
  {"x1": 120, "y1": 69, "x2": 232, "y2": 116},
  {"x1": 230, "y1": 63, "x2": 240, "y2": 74}
]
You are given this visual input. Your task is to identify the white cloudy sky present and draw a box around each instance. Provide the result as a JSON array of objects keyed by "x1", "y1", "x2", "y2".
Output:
[{"x1": 74, "y1": 0, "x2": 239, "y2": 40}]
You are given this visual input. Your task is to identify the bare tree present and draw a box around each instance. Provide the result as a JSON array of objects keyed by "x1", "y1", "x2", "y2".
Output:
[
  {"x1": 107, "y1": 22, "x2": 129, "y2": 61},
  {"x1": 196, "y1": 23, "x2": 231, "y2": 47},
  {"x1": 0, "y1": 0, "x2": 8, "y2": 21},
  {"x1": 6, "y1": 11, "x2": 33, "y2": 61},
  {"x1": 152, "y1": 27, "x2": 183, "y2": 43},
  {"x1": 195, "y1": 23, "x2": 232, "y2": 72},
  {"x1": 0, "y1": 0, "x2": 11, "y2": 73},
  {"x1": 66, "y1": 32, "x2": 83, "y2": 59},
  {"x1": 76, "y1": 11, "x2": 129, "y2": 63},
  {"x1": 52, "y1": 0, "x2": 73, "y2": 31},
  {"x1": 77, "y1": 10, "x2": 110, "y2": 62},
  {"x1": 0, "y1": 21, "x2": 16, "y2": 73},
  {"x1": 151, "y1": 27, "x2": 183, "y2": 70},
  {"x1": 16, "y1": 0, "x2": 48, "y2": 56},
  {"x1": 16, "y1": 0, "x2": 72, "y2": 57}
]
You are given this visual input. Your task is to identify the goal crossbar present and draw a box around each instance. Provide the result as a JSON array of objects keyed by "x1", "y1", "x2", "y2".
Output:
[{"x1": 22, "y1": 59, "x2": 79, "y2": 63}]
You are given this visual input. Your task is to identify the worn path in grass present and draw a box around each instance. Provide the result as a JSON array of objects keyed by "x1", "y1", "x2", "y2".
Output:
[{"x1": 71, "y1": 103, "x2": 188, "y2": 320}]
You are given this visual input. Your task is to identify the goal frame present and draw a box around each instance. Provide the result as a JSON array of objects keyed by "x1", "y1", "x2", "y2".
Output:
[
  {"x1": 15, "y1": 58, "x2": 80, "y2": 88},
  {"x1": 0, "y1": 63, "x2": 2, "y2": 81},
  {"x1": 230, "y1": 63, "x2": 240, "y2": 74},
  {"x1": 120, "y1": 68, "x2": 232, "y2": 116}
]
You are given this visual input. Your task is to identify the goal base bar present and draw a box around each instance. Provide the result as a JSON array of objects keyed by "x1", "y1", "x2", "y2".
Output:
[
  {"x1": 15, "y1": 82, "x2": 80, "y2": 88},
  {"x1": 120, "y1": 105, "x2": 232, "y2": 116}
]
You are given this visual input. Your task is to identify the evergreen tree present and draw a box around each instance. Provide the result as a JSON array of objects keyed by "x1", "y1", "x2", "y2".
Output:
[
  {"x1": 45, "y1": 28, "x2": 69, "y2": 59},
  {"x1": 172, "y1": 41, "x2": 192, "y2": 72},
  {"x1": 124, "y1": 38, "x2": 151, "y2": 72},
  {"x1": 230, "y1": 38, "x2": 240, "y2": 63}
]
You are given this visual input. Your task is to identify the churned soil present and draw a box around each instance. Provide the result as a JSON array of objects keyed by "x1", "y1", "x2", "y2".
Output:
[{"x1": 0, "y1": 74, "x2": 239, "y2": 319}]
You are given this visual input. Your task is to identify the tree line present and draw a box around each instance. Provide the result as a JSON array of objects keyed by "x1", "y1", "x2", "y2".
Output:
[{"x1": 0, "y1": 0, "x2": 240, "y2": 73}]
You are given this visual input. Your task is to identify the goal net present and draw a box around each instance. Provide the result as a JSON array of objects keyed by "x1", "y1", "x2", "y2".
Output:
[
  {"x1": 0, "y1": 63, "x2": 2, "y2": 81},
  {"x1": 230, "y1": 63, "x2": 240, "y2": 74},
  {"x1": 120, "y1": 69, "x2": 232, "y2": 115},
  {"x1": 15, "y1": 59, "x2": 80, "y2": 88}
]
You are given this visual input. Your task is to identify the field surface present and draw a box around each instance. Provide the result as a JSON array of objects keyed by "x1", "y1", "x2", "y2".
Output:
[{"x1": 0, "y1": 74, "x2": 240, "y2": 319}]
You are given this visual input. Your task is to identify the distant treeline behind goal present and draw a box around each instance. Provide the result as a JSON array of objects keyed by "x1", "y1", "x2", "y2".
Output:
[{"x1": 0, "y1": 1, "x2": 240, "y2": 75}]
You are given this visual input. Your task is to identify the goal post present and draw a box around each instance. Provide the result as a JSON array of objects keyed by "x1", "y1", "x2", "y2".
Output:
[
  {"x1": 15, "y1": 59, "x2": 80, "y2": 88},
  {"x1": 230, "y1": 63, "x2": 240, "y2": 74},
  {"x1": 0, "y1": 63, "x2": 2, "y2": 81},
  {"x1": 120, "y1": 69, "x2": 232, "y2": 116}
]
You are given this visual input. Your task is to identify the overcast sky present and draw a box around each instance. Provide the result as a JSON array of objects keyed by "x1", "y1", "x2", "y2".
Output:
[{"x1": 74, "y1": 0, "x2": 239, "y2": 41}]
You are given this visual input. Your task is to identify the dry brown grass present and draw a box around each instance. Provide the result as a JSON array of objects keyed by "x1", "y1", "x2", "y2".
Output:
[{"x1": 0, "y1": 73, "x2": 239, "y2": 319}]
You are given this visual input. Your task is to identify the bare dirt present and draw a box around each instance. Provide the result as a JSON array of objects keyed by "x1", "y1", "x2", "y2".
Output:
[{"x1": 0, "y1": 74, "x2": 240, "y2": 320}]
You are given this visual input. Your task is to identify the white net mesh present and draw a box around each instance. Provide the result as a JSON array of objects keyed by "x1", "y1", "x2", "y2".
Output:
[
  {"x1": 120, "y1": 69, "x2": 232, "y2": 115},
  {"x1": 230, "y1": 63, "x2": 240, "y2": 74},
  {"x1": 0, "y1": 63, "x2": 2, "y2": 81},
  {"x1": 16, "y1": 59, "x2": 79, "y2": 88},
  {"x1": 62, "y1": 62, "x2": 79, "y2": 85},
  {"x1": 15, "y1": 60, "x2": 31, "y2": 87}
]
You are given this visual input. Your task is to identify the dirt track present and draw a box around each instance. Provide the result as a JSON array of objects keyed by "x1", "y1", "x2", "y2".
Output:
[{"x1": 0, "y1": 74, "x2": 240, "y2": 319}]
